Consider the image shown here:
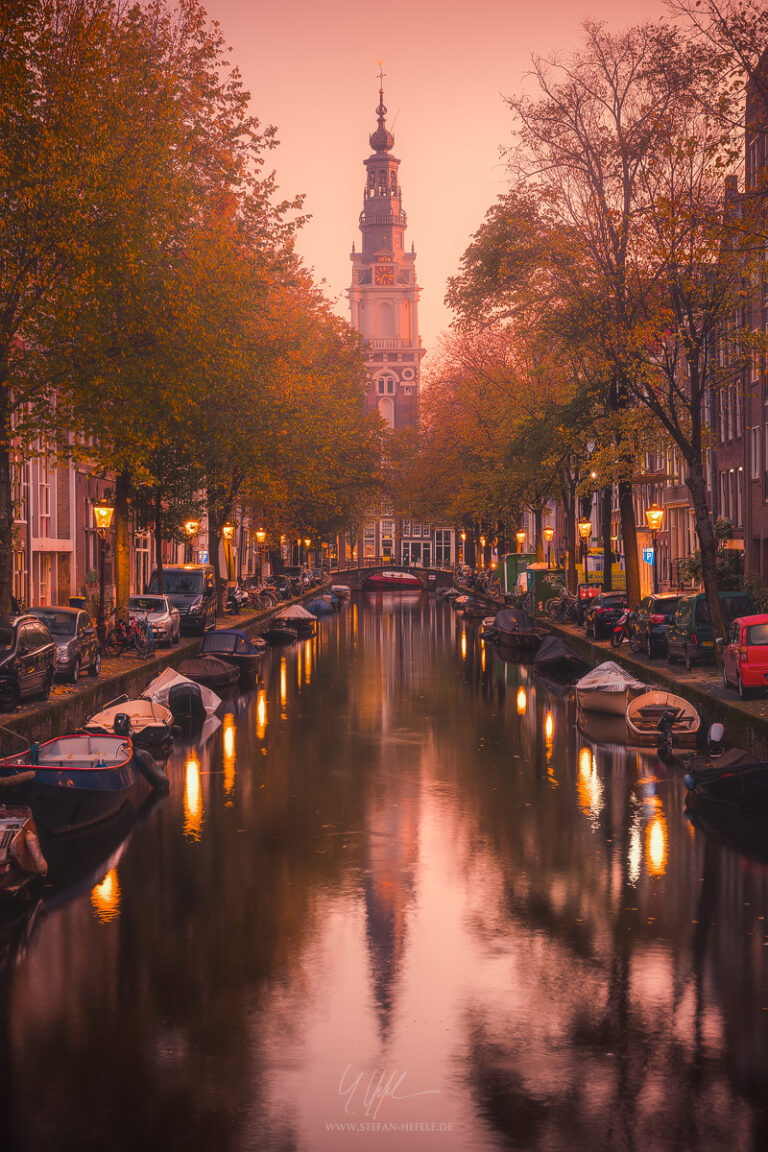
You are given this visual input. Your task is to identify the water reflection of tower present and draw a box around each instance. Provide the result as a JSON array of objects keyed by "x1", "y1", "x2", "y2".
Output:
[{"x1": 361, "y1": 605, "x2": 422, "y2": 1041}]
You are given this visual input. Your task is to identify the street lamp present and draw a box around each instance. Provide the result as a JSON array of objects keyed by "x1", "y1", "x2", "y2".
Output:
[
  {"x1": 578, "y1": 516, "x2": 592, "y2": 588},
  {"x1": 543, "y1": 525, "x2": 555, "y2": 569},
  {"x1": 184, "y1": 518, "x2": 199, "y2": 563},
  {"x1": 256, "y1": 528, "x2": 266, "y2": 583},
  {"x1": 515, "y1": 528, "x2": 526, "y2": 554},
  {"x1": 645, "y1": 503, "x2": 665, "y2": 594},
  {"x1": 93, "y1": 499, "x2": 114, "y2": 644},
  {"x1": 222, "y1": 522, "x2": 235, "y2": 581},
  {"x1": 304, "y1": 537, "x2": 311, "y2": 571},
  {"x1": 480, "y1": 535, "x2": 486, "y2": 569},
  {"x1": 459, "y1": 530, "x2": 466, "y2": 567}
]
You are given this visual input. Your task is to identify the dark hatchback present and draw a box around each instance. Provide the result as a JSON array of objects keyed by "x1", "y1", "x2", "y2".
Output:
[
  {"x1": 27, "y1": 606, "x2": 101, "y2": 681},
  {"x1": 584, "y1": 592, "x2": 628, "y2": 639},
  {"x1": 0, "y1": 614, "x2": 56, "y2": 712},
  {"x1": 666, "y1": 591, "x2": 755, "y2": 670},
  {"x1": 626, "y1": 593, "x2": 684, "y2": 658}
]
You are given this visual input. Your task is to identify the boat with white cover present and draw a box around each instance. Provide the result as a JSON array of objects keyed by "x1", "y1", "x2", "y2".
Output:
[{"x1": 576, "y1": 661, "x2": 647, "y2": 716}]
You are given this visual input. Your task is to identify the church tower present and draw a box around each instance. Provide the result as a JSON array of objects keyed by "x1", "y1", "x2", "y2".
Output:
[{"x1": 349, "y1": 74, "x2": 424, "y2": 429}]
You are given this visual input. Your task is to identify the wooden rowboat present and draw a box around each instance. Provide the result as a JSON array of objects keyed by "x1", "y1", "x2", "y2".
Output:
[{"x1": 626, "y1": 690, "x2": 701, "y2": 748}]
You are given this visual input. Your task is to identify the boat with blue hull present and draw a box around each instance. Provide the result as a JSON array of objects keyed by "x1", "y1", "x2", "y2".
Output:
[{"x1": 0, "y1": 734, "x2": 168, "y2": 835}]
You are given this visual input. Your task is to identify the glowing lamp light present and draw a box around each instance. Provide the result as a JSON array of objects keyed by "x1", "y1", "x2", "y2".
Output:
[
  {"x1": 515, "y1": 529, "x2": 526, "y2": 549},
  {"x1": 461, "y1": 630, "x2": 467, "y2": 660},
  {"x1": 222, "y1": 523, "x2": 235, "y2": 541},
  {"x1": 255, "y1": 528, "x2": 266, "y2": 544},
  {"x1": 304, "y1": 537, "x2": 311, "y2": 547},
  {"x1": 516, "y1": 686, "x2": 527, "y2": 715},
  {"x1": 184, "y1": 518, "x2": 200, "y2": 538},
  {"x1": 544, "y1": 711, "x2": 555, "y2": 742},
  {"x1": 93, "y1": 501, "x2": 114, "y2": 537},
  {"x1": 646, "y1": 813, "x2": 668, "y2": 877},
  {"x1": 184, "y1": 753, "x2": 202, "y2": 841},
  {"x1": 645, "y1": 504, "x2": 665, "y2": 533},
  {"x1": 256, "y1": 689, "x2": 267, "y2": 740},
  {"x1": 480, "y1": 536, "x2": 486, "y2": 548},
  {"x1": 543, "y1": 526, "x2": 555, "y2": 544},
  {"x1": 578, "y1": 518, "x2": 592, "y2": 541},
  {"x1": 460, "y1": 531, "x2": 467, "y2": 542}
]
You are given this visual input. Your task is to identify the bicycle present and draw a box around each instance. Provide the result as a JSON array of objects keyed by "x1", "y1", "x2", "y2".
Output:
[
  {"x1": 544, "y1": 590, "x2": 578, "y2": 623},
  {"x1": 105, "y1": 611, "x2": 155, "y2": 658}
]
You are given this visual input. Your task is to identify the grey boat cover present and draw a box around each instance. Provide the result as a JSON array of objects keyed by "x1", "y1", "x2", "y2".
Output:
[
  {"x1": 142, "y1": 667, "x2": 221, "y2": 717},
  {"x1": 533, "y1": 635, "x2": 584, "y2": 669},
  {"x1": 494, "y1": 607, "x2": 535, "y2": 632},
  {"x1": 576, "y1": 661, "x2": 645, "y2": 695}
]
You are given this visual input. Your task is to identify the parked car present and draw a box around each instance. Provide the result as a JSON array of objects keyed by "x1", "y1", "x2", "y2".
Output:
[
  {"x1": 583, "y1": 592, "x2": 628, "y2": 639},
  {"x1": 27, "y1": 606, "x2": 101, "y2": 682},
  {"x1": 128, "y1": 594, "x2": 180, "y2": 647},
  {"x1": 146, "y1": 564, "x2": 217, "y2": 635},
  {"x1": 626, "y1": 593, "x2": 684, "y2": 658},
  {"x1": 722, "y1": 614, "x2": 768, "y2": 698},
  {"x1": 666, "y1": 591, "x2": 755, "y2": 670},
  {"x1": 0, "y1": 614, "x2": 56, "y2": 711},
  {"x1": 266, "y1": 574, "x2": 293, "y2": 600}
]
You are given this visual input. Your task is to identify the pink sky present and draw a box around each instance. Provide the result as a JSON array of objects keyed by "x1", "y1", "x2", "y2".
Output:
[{"x1": 204, "y1": 0, "x2": 668, "y2": 361}]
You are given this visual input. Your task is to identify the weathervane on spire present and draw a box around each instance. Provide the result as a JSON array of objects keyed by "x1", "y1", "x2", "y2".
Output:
[
  {"x1": 369, "y1": 60, "x2": 394, "y2": 151},
  {"x1": 376, "y1": 59, "x2": 386, "y2": 91}
]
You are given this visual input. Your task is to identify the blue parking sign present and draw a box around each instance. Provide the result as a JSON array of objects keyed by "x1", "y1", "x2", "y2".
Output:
[{"x1": 642, "y1": 547, "x2": 654, "y2": 565}]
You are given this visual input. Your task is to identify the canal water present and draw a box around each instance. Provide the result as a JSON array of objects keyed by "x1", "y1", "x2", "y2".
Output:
[{"x1": 2, "y1": 593, "x2": 768, "y2": 1151}]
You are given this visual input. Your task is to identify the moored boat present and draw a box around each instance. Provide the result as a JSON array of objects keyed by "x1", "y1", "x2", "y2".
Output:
[
  {"x1": 363, "y1": 570, "x2": 422, "y2": 591},
  {"x1": 262, "y1": 622, "x2": 299, "y2": 645},
  {"x1": 83, "y1": 696, "x2": 175, "y2": 751},
  {"x1": 142, "y1": 667, "x2": 221, "y2": 732},
  {"x1": 575, "y1": 661, "x2": 646, "y2": 716},
  {"x1": 0, "y1": 806, "x2": 47, "y2": 896},
  {"x1": 626, "y1": 689, "x2": 701, "y2": 748},
  {"x1": 198, "y1": 629, "x2": 266, "y2": 678},
  {"x1": 494, "y1": 607, "x2": 544, "y2": 651},
  {"x1": 684, "y1": 748, "x2": 768, "y2": 811},
  {"x1": 272, "y1": 604, "x2": 318, "y2": 638},
  {"x1": 178, "y1": 655, "x2": 240, "y2": 690},
  {"x1": 533, "y1": 635, "x2": 587, "y2": 679},
  {"x1": 0, "y1": 734, "x2": 168, "y2": 834},
  {"x1": 330, "y1": 584, "x2": 351, "y2": 599}
]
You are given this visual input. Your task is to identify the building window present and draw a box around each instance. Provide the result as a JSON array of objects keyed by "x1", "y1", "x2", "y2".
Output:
[
  {"x1": 719, "y1": 470, "x2": 727, "y2": 517},
  {"x1": 402, "y1": 519, "x2": 411, "y2": 537},
  {"x1": 363, "y1": 525, "x2": 376, "y2": 558},
  {"x1": 39, "y1": 456, "x2": 51, "y2": 538},
  {"x1": 737, "y1": 466, "x2": 744, "y2": 526},
  {"x1": 412, "y1": 523, "x2": 422, "y2": 537},
  {"x1": 434, "y1": 529, "x2": 452, "y2": 566}
]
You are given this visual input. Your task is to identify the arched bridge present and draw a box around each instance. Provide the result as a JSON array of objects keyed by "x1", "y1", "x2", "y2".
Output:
[{"x1": 329, "y1": 566, "x2": 455, "y2": 591}]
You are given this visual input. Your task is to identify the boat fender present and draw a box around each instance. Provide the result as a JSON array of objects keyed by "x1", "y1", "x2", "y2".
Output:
[
  {"x1": 134, "y1": 748, "x2": 170, "y2": 793},
  {"x1": 683, "y1": 773, "x2": 697, "y2": 790}
]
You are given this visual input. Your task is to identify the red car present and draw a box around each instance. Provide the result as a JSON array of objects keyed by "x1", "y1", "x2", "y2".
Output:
[{"x1": 722, "y1": 614, "x2": 768, "y2": 699}]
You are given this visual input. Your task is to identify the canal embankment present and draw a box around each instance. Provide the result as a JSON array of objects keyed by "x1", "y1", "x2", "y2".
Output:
[{"x1": 0, "y1": 589, "x2": 323, "y2": 753}]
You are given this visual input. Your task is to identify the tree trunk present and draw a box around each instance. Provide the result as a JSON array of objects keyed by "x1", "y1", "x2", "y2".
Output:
[
  {"x1": 601, "y1": 485, "x2": 613, "y2": 592},
  {"x1": 206, "y1": 490, "x2": 224, "y2": 615},
  {"x1": 0, "y1": 381, "x2": 13, "y2": 613},
  {"x1": 114, "y1": 470, "x2": 132, "y2": 613},
  {"x1": 154, "y1": 487, "x2": 164, "y2": 593},
  {"x1": 561, "y1": 472, "x2": 578, "y2": 593},
  {"x1": 618, "y1": 479, "x2": 641, "y2": 607},
  {"x1": 687, "y1": 455, "x2": 725, "y2": 643}
]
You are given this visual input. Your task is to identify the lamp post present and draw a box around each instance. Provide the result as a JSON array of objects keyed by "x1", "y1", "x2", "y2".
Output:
[
  {"x1": 304, "y1": 537, "x2": 311, "y2": 573},
  {"x1": 515, "y1": 528, "x2": 526, "y2": 554},
  {"x1": 255, "y1": 528, "x2": 266, "y2": 583},
  {"x1": 184, "y1": 518, "x2": 199, "y2": 564},
  {"x1": 543, "y1": 525, "x2": 555, "y2": 569},
  {"x1": 459, "y1": 530, "x2": 466, "y2": 567},
  {"x1": 645, "y1": 503, "x2": 665, "y2": 594},
  {"x1": 578, "y1": 516, "x2": 592, "y2": 588},
  {"x1": 93, "y1": 499, "x2": 115, "y2": 644},
  {"x1": 480, "y1": 535, "x2": 486, "y2": 570}
]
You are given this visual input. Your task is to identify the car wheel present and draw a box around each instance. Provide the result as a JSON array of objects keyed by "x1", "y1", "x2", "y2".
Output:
[
  {"x1": 738, "y1": 671, "x2": 751, "y2": 700},
  {"x1": 629, "y1": 634, "x2": 639, "y2": 654},
  {"x1": 684, "y1": 646, "x2": 693, "y2": 672},
  {"x1": 722, "y1": 664, "x2": 730, "y2": 689},
  {"x1": 89, "y1": 651, "x2": 101, "y2": 677},
  {"x1": 71, "y1": 656, "x2": 81, "y2": 683},
  {"x1": 0, "y1": 679, "x2": 21, "y2": 713}
]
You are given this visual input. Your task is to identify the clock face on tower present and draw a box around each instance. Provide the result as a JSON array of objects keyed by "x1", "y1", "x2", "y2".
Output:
[{"x1": 375, "y1": 265, "x2": 394, "y2": 285}]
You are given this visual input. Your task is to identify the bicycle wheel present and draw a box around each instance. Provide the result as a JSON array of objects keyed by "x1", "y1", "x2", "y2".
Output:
[
  {"x1": 135, "y1": 624, "x2": 154, "y2": 659},
  {"x1": 105, "y1": 628, "x2": 125, "y2": 657},
  {"x1": 544, "y1": 598, "x2": 561, "y2": 622}
]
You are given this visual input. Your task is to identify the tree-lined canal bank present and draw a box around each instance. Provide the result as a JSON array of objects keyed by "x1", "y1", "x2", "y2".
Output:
[{"x1": 3, "y1": 594, "x2": 768, "y2": 1151}]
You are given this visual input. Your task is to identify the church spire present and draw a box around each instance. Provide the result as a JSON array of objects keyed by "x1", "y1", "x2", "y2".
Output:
[{"x1": 369, "y1": 62, "x2": 394, "y2": 153}]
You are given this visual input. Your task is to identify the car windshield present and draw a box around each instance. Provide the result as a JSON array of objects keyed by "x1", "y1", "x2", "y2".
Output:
[
  {"x1": 746, "y1": 623, "x2": 768, "y2": 646},
  {"x1": 204, "y1": 633, "x2": 236, "y2": 652},
  {"x1": 130, "y1": 597, "x2": 165, "y2": 613},
  {"x1": 723, "y1": 597, "x2": 754, "y2": 621},
  {"x1": 150, "y1": 572, "x2": 203, "y2": 595},
  {"x1": 0, "y1": 627, "x2": 13, "y2": 650},
  {"x1": 602, "y1": 596, "x2": 626, "y2": 606},
  {"x1": 31, "y1": 611, "x2": 75, "y2": 636}
]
